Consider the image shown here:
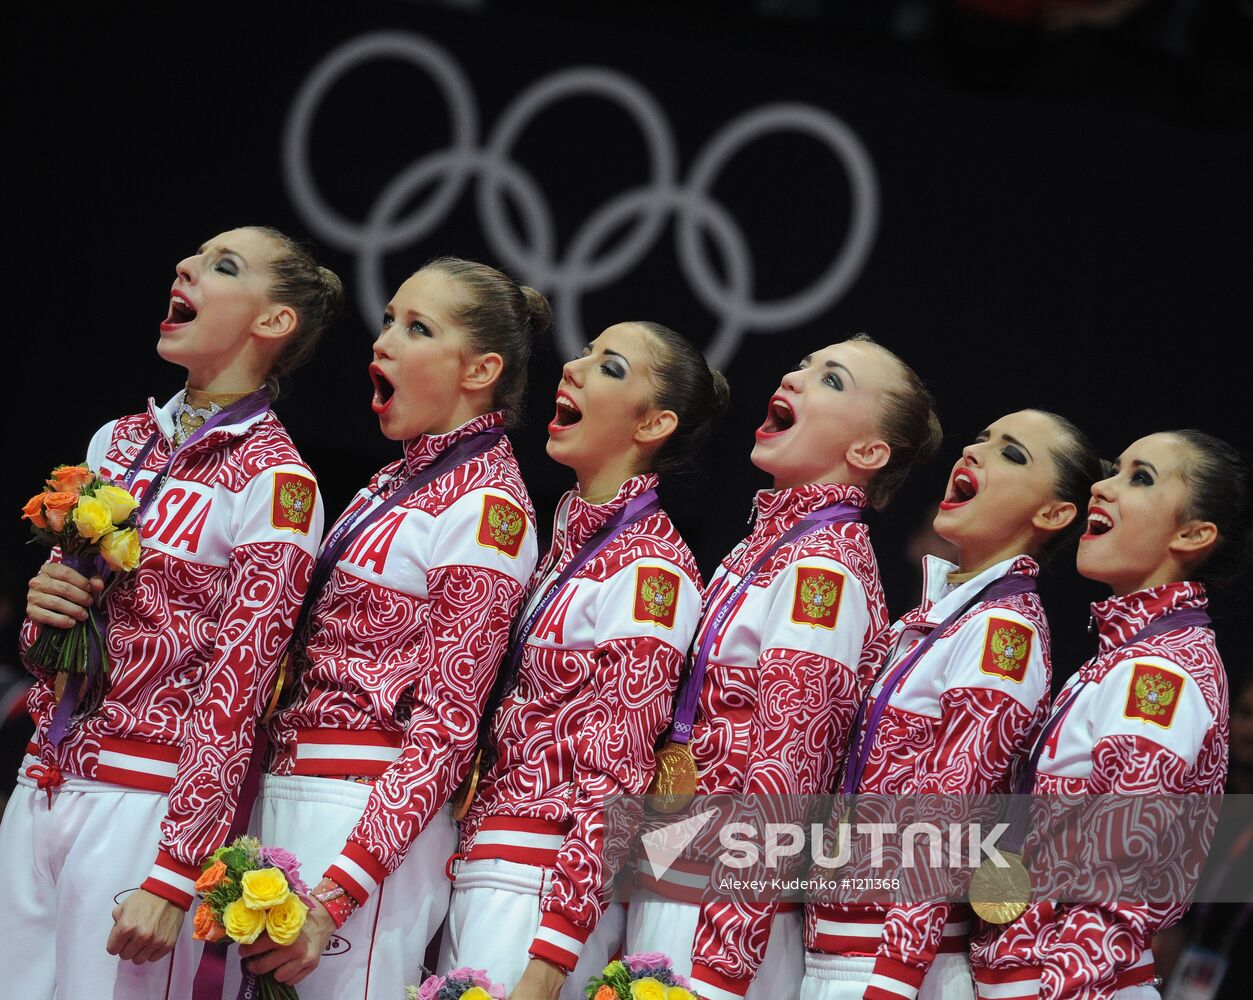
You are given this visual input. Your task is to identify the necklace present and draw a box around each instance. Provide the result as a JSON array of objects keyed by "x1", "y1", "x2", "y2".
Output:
[{"x1": 174, "y1": 387, "x2": 256, "y2": 444}]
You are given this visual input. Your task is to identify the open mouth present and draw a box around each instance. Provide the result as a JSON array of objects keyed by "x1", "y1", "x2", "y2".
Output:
[
  {"x1": 1084, "y1": 508, "x2": 1115, "y2": 539},
  {"x1": 550, "y1": 392, "x2": 582, "y2": 432},
  {"x1": 940, "y1": 468, "x2": 979, "y2": 509},
  {"x1": 370, "y1": 365, "x2": 396, "y2": 414},
  {"x1": 757, "y1": 396, "x2": 796, "y2": 436},
  {"x1": 162, "y1": 291, "x2": 197, "y2": 328}
]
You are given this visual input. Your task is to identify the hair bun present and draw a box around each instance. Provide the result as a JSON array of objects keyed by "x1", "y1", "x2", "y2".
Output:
[
  {"x1": 521, "y1": 285, "x2": 553, "y2": 339},
  {"x1": 710, "y1": 368, "x2": 731, "y2": 417},
  {"x1": 317, "y1": 266, "x2": 346, "y2": 323}
]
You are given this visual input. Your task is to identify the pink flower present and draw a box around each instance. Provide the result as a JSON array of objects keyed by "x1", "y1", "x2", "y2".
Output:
[
  {"x1": 417, "y1": 974, "x2": 446, "y2": 1000},
  {"x1": 258, "y1": 846, "x2": 309, "y2": 900},
  {"x1": 624, "y1": 952, "x2": 672, "y2": 974},
  {"x1": 446, "y1": 969, "x2": 504, "y2": 998}
]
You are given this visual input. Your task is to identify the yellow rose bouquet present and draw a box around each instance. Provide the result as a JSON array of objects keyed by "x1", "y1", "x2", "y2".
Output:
[
  {"x1": 193, "y1": 836, "x2": 311, "y2": 1000},
  {"x1": 582, "y1": 954, "x2": 696, "y2": 1000},
  {"x1": 22, "y1": 465, "x2": 142, "y2": 722}
]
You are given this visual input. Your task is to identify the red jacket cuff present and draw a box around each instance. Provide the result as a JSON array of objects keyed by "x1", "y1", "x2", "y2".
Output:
[
  {"x1": 529, "y1": 911, "x2": 590, "y2": 973},
  {"x1": 142, "y1": 849, "x2": 201, "y2": 910},
  {"x1": 864, "y1": 955, "x2": 927, "y2": 1000},
  {"x1": 324, "y1": 841, "x2": 389, "y2": 906},
  {"x1": 691, "y1": 962, "x2": 753, "y2": 1000}
]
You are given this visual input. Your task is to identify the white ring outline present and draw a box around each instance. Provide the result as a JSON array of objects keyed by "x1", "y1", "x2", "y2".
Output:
[{"x1": 282, "y1": 30, "x2": 879, "y2": 368}]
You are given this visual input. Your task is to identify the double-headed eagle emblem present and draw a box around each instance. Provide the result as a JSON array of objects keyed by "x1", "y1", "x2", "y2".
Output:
[
  {"x1": 1133, "y1": 670, "x2": 1178, "y2": 718},
  {"x1": 278, "y1": 480, "x2": 313, "y2": 525},
  {"x1": 799, "y1": 574, "x2": 840, "y2": 621},
  {"x1": 487, "y1": 502, "x2": 524, "y2": 547},
  {"x1": 639, "y1": 573, "x2": 677, "y2": 620},
  {"x1": 989, "y1": 626, "x2": 1029, "y2": 673}
]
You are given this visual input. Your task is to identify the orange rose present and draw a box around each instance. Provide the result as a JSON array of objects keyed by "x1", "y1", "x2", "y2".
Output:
[
  {"x1": 594, "y1": 988, "x2": 617, "y2": 1000},
  {"x1": 43, "y1": 492, "x2": 78, "y2": 514},
  {"x1": 22, "y1": 493, "x2": 49, "y2": 530},
  {"x1": 192, "y1": 902, "x2": 226, "y2": 942},
  {"x1": 47, "y1": 465, "x2": 94, "y2": 493},
  {"x1": 42, "y1": 492, "x2": 78, "y2": 534},
  {"x1": 195, "y1": 860, "x2": 228, "y2": 894}
]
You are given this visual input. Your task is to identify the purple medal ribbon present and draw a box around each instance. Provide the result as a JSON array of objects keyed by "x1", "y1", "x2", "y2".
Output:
[
  {"x1": 665, "y1": 501, "x2": 863, "y2": 744},
  {"x1": 47, "y1": 390, "x2": 271, "y2": 746},
  {"x1": 501, "y1": 488, "x2": 661, "y2": 692},
  {"x1": 841, "y1": 573, "x2": 1038, "y2": 795},
  {"x1": 472, "y1": 488, "x2": 662, "y2": 770},
  {"x1": 282, "y1": 428, "x2": 506, "y2": 684},
  {"x1": 1014, "y1": 605, "x2": 1214, "y2": 797},
  {"x1": 984, "y1": 605, "x2": 1215, "y2": 859}
]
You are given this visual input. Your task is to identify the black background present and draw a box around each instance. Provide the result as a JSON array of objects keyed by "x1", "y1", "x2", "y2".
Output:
[{"x1": 4, "y1": 1, "x2": 1250, "y2": 682}]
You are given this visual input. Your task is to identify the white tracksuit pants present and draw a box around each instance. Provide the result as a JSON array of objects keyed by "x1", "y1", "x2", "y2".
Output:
[
  {"x1": 0, "y1": 758, "x2": 202, "y2": 1000},
  {"x1": 222, "y1": 773, "x2": 456, "y2": 1000}
]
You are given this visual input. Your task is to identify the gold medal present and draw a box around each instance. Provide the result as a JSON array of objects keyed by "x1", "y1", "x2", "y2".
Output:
[
  {"x1": 450, "y1": 749, "x2": 482, "y2": 822},
  {"x1": 648, "y1": 741, "x2": 699, "y2": 813},
  {"x1": 969, "y1": 850, "x2": 1031, "y2": 924}
]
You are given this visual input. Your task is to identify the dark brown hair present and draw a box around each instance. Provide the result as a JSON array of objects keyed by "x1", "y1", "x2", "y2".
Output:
[
  {"x1": 1031, "y1": 410, "x2": 1105, "y2": 563},
  {"x1": 848, "y1": 333, "x2": 943, "y2": 510},
  {"x1": 421, "y1": 257, "x2": 553, "y2": 424},
  {"x1": 634, "y1": 321, "x2": 730, "y2": 476},
  {"x1": 1168, "y1": 429, "x2": 1252, "y2": 588},
  {"x1": 248, "y1": 226, "x2": 345, "y2": 397}
]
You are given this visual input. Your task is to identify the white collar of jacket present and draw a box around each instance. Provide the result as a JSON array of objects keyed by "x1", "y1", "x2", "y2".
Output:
[
  {"x1": 552, "y1": 472, "x2": 660, "y2": 556},
  {"x1": 1089, "y1": 580, "x2": 1208, "y2": 656},
  {"x1": 753, "y1": 481, "x2": 868, "y2": 529},
  {"x1": 401, "y1": 410, "x2": 505, "y2": 475},
  {"x1": 147, "y1": 389, "x2": 270, "y2": 451},
  {"x1": 916, "y1": 552, "x2": 1040, "y2": 627}
]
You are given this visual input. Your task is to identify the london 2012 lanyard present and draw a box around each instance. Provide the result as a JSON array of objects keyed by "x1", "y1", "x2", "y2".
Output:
[
  {"x1": 840, "y1": 572, "x2": 1038, "y2": 796},
  {"x1": 283, "y1": 427, "x2": 506, "y2": 677},
  {"x1": 1015, "y1": 605, "x2": 1214, "y2": 796},
  {"x1": 500, "y1": 488, "x2": 661, "y2": 691},
  {"x1": 47, "y1": 389, "x2": 273, "y2": 745},
  {"x1": 664, "y1": 500, "x2": 864, "y2": 745},
  {"x1": 985, "y1": 604, "x2": 1216, "y2": 862}
]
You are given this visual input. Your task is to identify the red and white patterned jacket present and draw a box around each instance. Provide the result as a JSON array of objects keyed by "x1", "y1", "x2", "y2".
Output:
[
  {"x1": 970, "y1": 581, "x2": 1228, "y2": 1000},
  {"x1": 20, "y1": 392, "x2": 323, "y2": 909},
  {"x1": 459, "y1": 473, "x2": 703, "y2": 973},
  {"x1": 807, "y1": 554, "x2": 1051, "y2": 1000},
  {"x1": 268, "y1": 411, "x2": 537, "y2": 907},
  {"x1": 687, "y1": 482, "x2": 890, "y2": 1000}
]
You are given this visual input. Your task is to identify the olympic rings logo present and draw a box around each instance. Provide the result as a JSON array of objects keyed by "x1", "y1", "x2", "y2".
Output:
[{"x1": 283, "y1": 31, "x2": 879, "y2": 367}]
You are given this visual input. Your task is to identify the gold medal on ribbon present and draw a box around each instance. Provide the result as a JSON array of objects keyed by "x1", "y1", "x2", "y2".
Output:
[
  {"x1": 969, "y1": 850, "x2": 1031, "y2": 924},
  {"x1": 648, "y1": 740, "x2": 699, "y2": 813},
  {"x1": 450, "y1": 749, "x2": 482, "y2": 822}
]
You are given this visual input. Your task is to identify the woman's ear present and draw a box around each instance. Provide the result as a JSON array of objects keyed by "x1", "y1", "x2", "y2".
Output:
[
  {"x1": 634, "y1": 408, "x2": 678, "y2": 447},
  {"x1": 462, "y1": 352, "x2": 504, "y2": 393},
  {"x1": 1033, "y1": 500, "x2": 1077, "y2": 534},
  {"x1": 1170, "y1": 519, "x2": 1219, "y2": 561},
  {"x1": 253, "y1": 304, "x2": 299, "y2": 341},
  {"x1": 846, "y1": 437, "x2": 891, "y2": 474}
]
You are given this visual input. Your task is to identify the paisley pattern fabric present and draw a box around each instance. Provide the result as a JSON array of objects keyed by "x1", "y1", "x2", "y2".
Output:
[
  {"x1": 267, "y1": 411, "x2": 538, "y2": 901},
  {"x1": 20, "y1": 393, "x2": 322, "y2": 905},
  {"x1": 461, "y1": 473, "x2": 703, "y2": 966},
  {"x1": 806, "y1": 554, "x2": 1052, "y2": 999},
  {"x1": 971, "y1": 581, "x2": 1229, "y2": 1000},
  {"x1": 686, "y1": 483, "x2": 890, "y2": 997}
]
